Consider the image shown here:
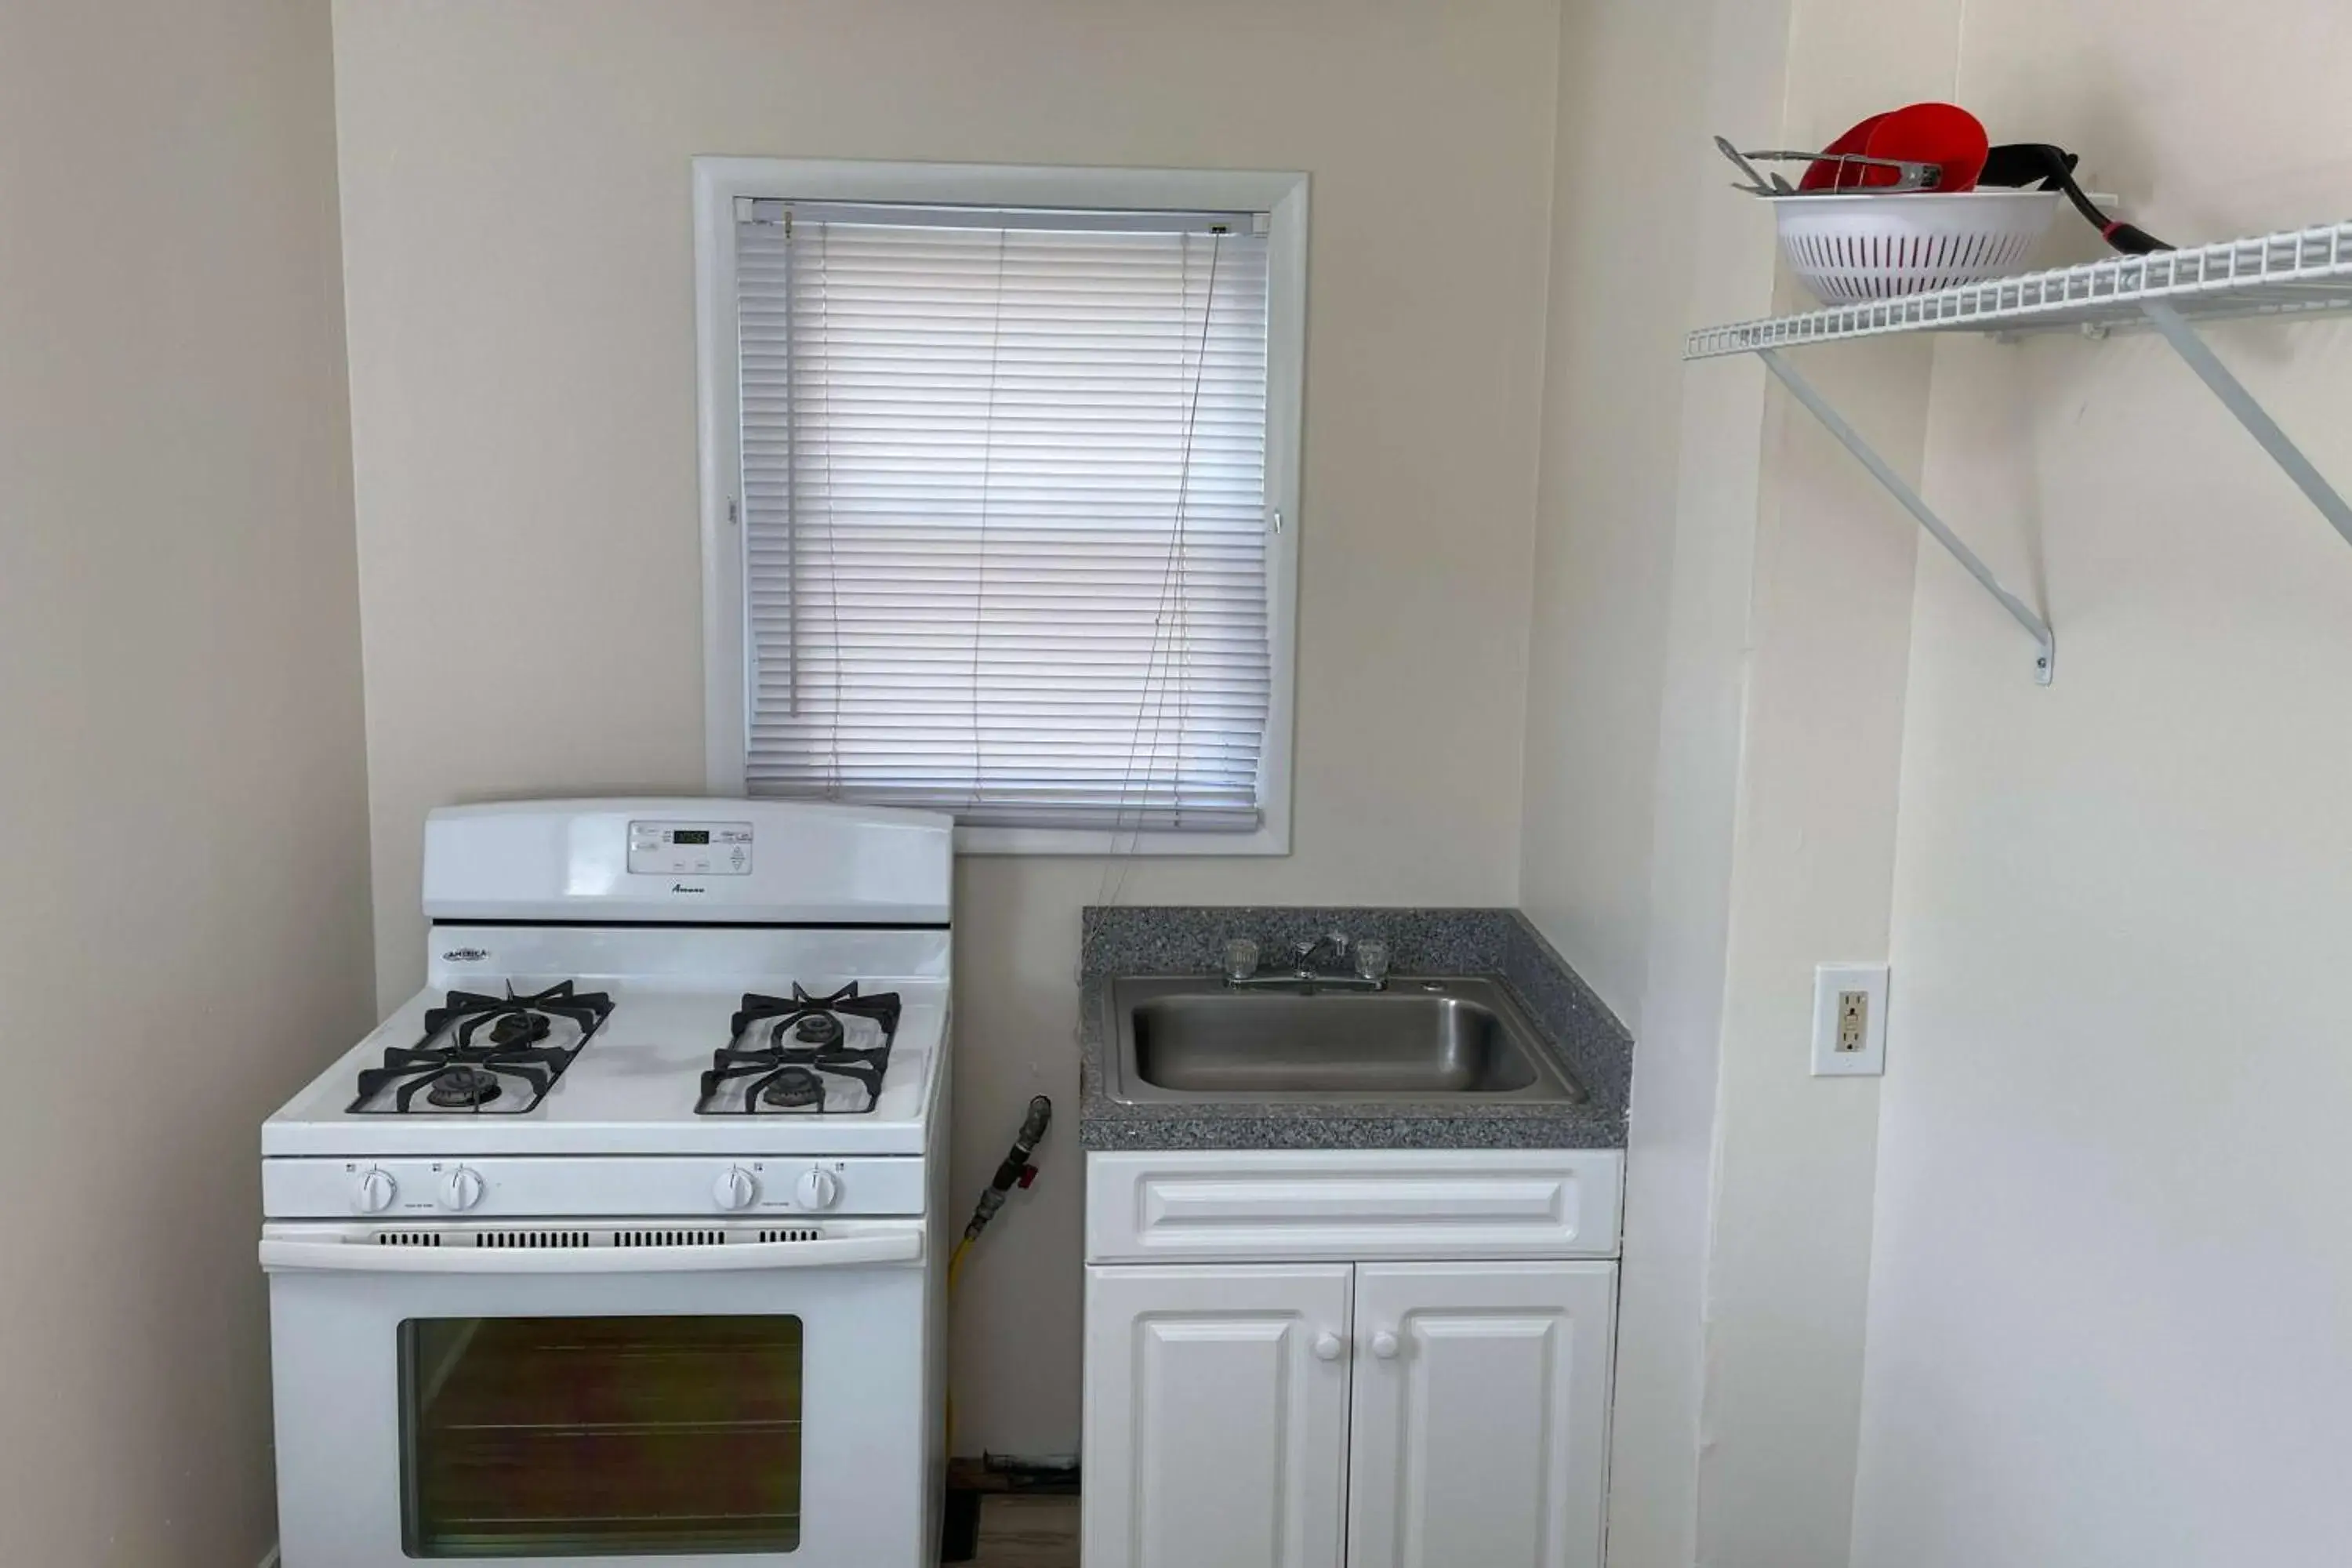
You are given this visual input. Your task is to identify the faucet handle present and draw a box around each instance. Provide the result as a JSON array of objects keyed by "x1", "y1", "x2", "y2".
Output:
[{"x1": 1291, "y1": 931, "x2": 1350, "y2": 964}]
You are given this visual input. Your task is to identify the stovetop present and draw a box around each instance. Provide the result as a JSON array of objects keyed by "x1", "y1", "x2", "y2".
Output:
[{"x1": 264, "y1": 926, "x2": 950, "y2": 1159}]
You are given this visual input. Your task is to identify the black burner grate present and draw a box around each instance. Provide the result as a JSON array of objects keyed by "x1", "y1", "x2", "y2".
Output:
[
  {"x1": 350, "y1": 980, "x2": 612, "y2": 1114},
  {"x1": 698, "y1": 982, "x2": 901, "y2": 1115}
]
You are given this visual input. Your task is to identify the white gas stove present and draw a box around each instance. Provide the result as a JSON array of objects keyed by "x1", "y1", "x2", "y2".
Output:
[{"x1": 261, "y1": 798, "x2": 954, "y2": 1568}]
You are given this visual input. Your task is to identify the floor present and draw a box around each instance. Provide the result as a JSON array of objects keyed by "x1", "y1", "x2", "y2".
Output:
[{"x1": 971, "y1": 1495, "x2": 1079, "y2": 1568}]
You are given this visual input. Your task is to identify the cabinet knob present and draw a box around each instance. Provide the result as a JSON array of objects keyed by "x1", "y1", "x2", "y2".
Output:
[
  {"x1": 1370, "y1": 1330, "x2": 1401, "y2": 1360},
  {"x1": 1311, "y1": 1332, "x2": 1345, "y2": 1363}
]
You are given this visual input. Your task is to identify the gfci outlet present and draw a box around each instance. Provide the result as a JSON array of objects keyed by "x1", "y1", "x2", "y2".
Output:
[
  {"x1": 1811, "y1": 964, "x2": 1889, "y2": 1077},
  {"x1": 1836, "y1": 989, "x2": 1868, "y2": 1053}
]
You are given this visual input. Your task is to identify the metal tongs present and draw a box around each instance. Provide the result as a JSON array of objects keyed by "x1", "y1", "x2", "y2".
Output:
[{"x1": 1715, "y1": 136, "x2": 1944, "y2": 196}]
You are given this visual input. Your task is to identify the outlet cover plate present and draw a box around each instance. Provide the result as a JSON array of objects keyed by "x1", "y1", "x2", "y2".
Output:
[{"x1": 1812, "y1": 963, "x2": 1889, "y2": 1077}]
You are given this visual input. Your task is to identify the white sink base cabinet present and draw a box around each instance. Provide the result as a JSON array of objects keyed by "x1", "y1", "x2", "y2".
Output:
[{"x1": 1083, "y1": 1149, "x2": 1624, "y2": 1568}]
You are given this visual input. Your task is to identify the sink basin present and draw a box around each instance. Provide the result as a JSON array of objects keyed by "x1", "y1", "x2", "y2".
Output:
[{"x1": 1105, "y1": 976, "x2": 1585, "y2": 1105}]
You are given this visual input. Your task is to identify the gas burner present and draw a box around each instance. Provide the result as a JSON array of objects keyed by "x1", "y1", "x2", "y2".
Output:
[
  {"x1": 793, "y1": 1012, "x2": 844, "y2": 1049},
  {"x1": 759, "y1": 1065, "x2": 828, "y2": 1109},
  {"x1": 349, "y1": 979, "x2": 612, "y2": 1114},
  {"x1": 485, "y1": 1011, "x2": 551, "y2": 1048},
  {"x1": 426, "y1": 1066, "x2": 503, "y2": 1109},
  {"x1": 698, "y1": 982, "x2": 902, "y2": 1115}
]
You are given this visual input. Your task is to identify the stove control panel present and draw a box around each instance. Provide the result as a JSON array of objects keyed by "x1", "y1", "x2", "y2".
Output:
[
  {"x1": 268, "y1": 1156, "x2": 925, "y2": 1220},
  {"x1": 628, "y1": 820, "x2": 753, "y2": 877}
]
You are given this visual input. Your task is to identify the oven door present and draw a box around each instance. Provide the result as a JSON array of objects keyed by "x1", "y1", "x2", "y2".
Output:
[{"x1": 263, "y1": 1220, "x2": 934, "y2": 1568}]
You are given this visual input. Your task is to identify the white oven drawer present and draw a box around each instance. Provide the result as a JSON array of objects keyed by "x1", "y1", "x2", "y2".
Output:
[{"x1": 1085, "y1": 1149, "x2": 1624, "y2": 1263}]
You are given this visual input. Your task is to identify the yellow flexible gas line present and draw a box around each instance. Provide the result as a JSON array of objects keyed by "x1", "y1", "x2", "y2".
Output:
[
  {"x1": 942, "y1": 1098, "x2": 1051, "y2": 1457},
  {"x1": 945, "y1": 1244, "x2": 965, "y2": 1450}
]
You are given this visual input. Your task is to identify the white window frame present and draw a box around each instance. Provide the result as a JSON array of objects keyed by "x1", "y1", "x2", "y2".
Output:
[{"x1": 692, "y1": 157, "x2": 1305, "y2": 857}]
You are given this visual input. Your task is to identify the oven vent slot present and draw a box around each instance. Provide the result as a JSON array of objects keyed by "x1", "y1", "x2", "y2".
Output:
[
  {"x1": 759, "y1": 1227, "x2": 825, "y2": 1244},
  {"x1": 375, "y1": 1231, "x2": 444, "y2": 1247},
  {"x1": 474, "y1": 1230, "x2": 591, "y2": 1249},
  {"x1": 614, "y1": 1229, "x2": 726, "y2": 1248}
]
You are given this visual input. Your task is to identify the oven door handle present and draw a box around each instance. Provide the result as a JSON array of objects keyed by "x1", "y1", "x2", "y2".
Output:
[{"x1": 258, "y1": 1230, "x2": 923, "y2": 1275}]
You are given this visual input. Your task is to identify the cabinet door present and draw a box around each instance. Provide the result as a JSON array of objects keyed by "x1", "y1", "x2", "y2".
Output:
[
  {"x1": 1346, "y1": 1261, "x2": 1617, "y2": 1568},
  {"x1": 1083, "y1": 1264, "x2": 1353, "y2": 1568}
]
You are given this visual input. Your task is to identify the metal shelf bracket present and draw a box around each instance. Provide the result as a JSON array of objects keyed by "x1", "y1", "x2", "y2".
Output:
[
  {"x1": 1691, "y1": 222, "x2": 2352, "y2": 685},
  {"x1": 2140, "y1": 300, "x2": 2352, "y2": 551},
  {"x1": 1757, "y1": 348, "x2": 2056, "y2": 685}
]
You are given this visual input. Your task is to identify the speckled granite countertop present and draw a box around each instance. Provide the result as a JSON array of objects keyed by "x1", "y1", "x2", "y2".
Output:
[{"x1": 1078, "y1": 907, "x2": 1631, "y2": 1151}]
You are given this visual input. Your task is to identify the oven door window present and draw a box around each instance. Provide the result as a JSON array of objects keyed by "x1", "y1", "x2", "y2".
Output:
[{"x1": 400, "y1": 1316, "x2": 803, "y2": 1557}]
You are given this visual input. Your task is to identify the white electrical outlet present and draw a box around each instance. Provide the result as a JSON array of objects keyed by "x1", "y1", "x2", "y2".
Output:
[{"x1": 1811, "y1": 963, "x2": 1889, "y2": 1076}]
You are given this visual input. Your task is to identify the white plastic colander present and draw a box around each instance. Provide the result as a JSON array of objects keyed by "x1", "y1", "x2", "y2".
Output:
[{"x1": 1771, "y1": 190, "x2": 2066, "y2": 303}]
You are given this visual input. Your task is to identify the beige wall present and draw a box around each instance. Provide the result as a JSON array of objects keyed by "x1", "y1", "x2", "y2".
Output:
[
  {"x1": 0, "y1": 3, "x2": 372, "y2": 1563},
  {"x1": 1517, "y1": 0, "x2": 1708, "y2": 1029},
  {"x1": 1852, "y1": 4, "x2": 2352, "y2": 1563},
  {"x1": 331, "y1": 0, "x2": 1562, "y2": 1454},
  {"x1": 1523, "y1": 0, "x2": 1931, "y2": 1557},
  {"x1": 1678, "y1": 5, "x2": 1976, "y2": 1563},
  {"x1": 1520, "y1": 4, "x2": 1778, "y2": 1562}
]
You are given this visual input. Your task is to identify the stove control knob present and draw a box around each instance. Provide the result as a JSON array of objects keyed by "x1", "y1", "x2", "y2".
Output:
[
  {"x1": 354, "y1": 1167, "x2": 398, "y2": 1215},
  {"x1": 794, "y1": 1167, "x2": 842, "y2": 1211},
  {"x1": 440, "y1": 1166, "x2": 486, "y2": 1212},
  {"x1": 713, "y1": 1167, "x2": 760, "y2": 1211}
]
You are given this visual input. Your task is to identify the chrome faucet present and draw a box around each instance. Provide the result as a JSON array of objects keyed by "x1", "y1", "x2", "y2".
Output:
[
  {"x1": 1290, "y1": 931, "x2": 1351, "y2": 978},
  {"x1": 1221, "y1": 931, "x2": 1388, "y2": 992}
]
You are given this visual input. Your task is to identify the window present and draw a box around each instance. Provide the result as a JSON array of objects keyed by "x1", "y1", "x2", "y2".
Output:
[{"x1": 695, "y1": 161, "x2": 1305, "y2": 855}]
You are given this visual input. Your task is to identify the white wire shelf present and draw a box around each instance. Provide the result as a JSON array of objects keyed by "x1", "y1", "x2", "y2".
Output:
[
  {"x1": 1686, "y1": 220, "x2": 2352, "y2": 359},
  {"x1": 1683, "y1": 218, "x2": 2352, "y2": 686}
]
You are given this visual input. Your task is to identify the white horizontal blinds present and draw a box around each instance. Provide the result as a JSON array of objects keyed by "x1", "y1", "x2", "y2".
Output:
[{"x1": 735, "y1": 202, "x2": 1273, "y2": 829}]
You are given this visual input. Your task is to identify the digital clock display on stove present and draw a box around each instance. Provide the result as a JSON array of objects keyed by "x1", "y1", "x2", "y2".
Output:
[{"x1": 626, "y1": 820, "x2": 753, "y2": 877}]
